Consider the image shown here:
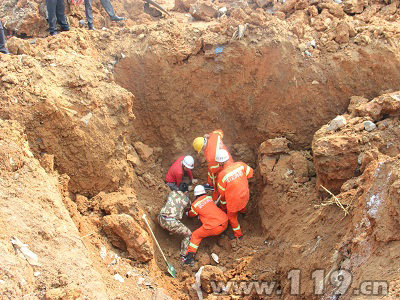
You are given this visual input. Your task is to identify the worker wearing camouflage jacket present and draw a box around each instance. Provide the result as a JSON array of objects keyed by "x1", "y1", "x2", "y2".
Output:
[{"x1": 158, "y1": 183, "x2": 192, "y2": 258}]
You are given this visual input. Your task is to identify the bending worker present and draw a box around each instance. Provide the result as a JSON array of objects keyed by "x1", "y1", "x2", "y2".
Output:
[
  {"x1": 216, "y1": 149, "x2": 253, "y2": 239},
  {"x1": 192, "y1": 129, "x2": 233, "y2": 200},
  {"x1": 158, "y1": 183, "x2": 192, "y2": 260},
  {"x1": 165, "y1": 155, "x2": 197, "y2": 191},
  {"x1": 183, "y1": 185, "x2": 228, "y2": 265}
]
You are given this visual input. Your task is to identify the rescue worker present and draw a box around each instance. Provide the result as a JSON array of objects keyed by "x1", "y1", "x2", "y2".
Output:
[
  {"x1": 192, "y1": 130, "x2": 233, "y2": 200},
  {"x1": 183, "y1": 185, "x2": 228, "y2": 265},
  {"x1": 158, "y1": 183, "x2": 192, "y2": 260},
  {"x1": 0, "y1": 21, "x2": 9, "y2": 54},
  {"x1": 84, "y1": 0, "x2": 124, "y2": 30},
  {"x1": 165, "y1": 155, "x2": 197, "y2": 191},
  {"x1": 46, "y1": 0, "x2": 70, "y2": 36},
  {"x1": 216, "y1": 149, "x2": 253, "y2": 239}
]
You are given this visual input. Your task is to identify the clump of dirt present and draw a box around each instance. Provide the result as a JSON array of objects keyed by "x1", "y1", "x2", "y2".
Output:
[{"x1": 2, "y1": 0, "x2": 400, "y2": 298}]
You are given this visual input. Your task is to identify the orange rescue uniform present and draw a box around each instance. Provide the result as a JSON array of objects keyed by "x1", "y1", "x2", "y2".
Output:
[
  {"x1": 204, "y1": 129, "x2": 233, "y2": 200},
  {"x1": 217, "y1": 161, "x2": 254, "y2": 237},
  {"x1": 187, "y1": 195, "x2": 228, "y2": 253}
]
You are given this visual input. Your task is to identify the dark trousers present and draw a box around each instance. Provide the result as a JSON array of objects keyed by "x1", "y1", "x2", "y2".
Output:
[
  {"x1": 85, "y1": 0, "x2": 116, "y2": 24},
  {"x1": 46, "y1": 0, "x2": 69, "y2": 34},
  {"x1": 0, "y1": 21, "x2": 8, "y2": 54}
]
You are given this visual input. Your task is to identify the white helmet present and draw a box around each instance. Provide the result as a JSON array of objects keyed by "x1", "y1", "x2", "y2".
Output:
[
  {"x1": 194, "y1": 185, "x2": 206, "y2": 197},
  {"x1": 182, "y1": 155, "x2": 194, "y2": 169},
  {"x1": 215, "y1": 149, "x2": 229, "y2": 163}
]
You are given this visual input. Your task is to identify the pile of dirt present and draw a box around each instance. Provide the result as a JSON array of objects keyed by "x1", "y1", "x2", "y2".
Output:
[{"x1": 2, "y1": 0, "x2": 400, "y2": 298}]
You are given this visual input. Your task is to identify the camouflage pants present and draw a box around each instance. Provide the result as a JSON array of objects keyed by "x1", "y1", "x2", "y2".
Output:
[{"x1": 158, "y1": 215, "x2": 192, "y2": 256}]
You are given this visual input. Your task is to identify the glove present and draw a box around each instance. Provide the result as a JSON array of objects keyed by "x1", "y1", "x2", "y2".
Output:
[
  {"x1": 185, "y1": 211, "x2": 189, "y2": 217},
  {"x1": 203, "y1": 183, "x2": 211, "y2": 189},
  {"x1": 192, "y1": 179, "x2": 198, "y2": 184}
]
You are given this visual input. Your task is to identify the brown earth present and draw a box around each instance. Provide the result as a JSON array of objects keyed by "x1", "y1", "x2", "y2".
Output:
[{"x1": 1, "y1": 0, "x2": 400, "y2": 298}]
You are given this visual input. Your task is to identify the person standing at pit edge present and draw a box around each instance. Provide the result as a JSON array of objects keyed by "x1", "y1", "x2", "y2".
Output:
[
  {"x1": 183, "y1": 185, "x2": 228, "y2": 265},
  {"x1": 192, "y1": 129, "x2": 233, "y2": 201},
  {"x1": 165, "y1": 155, "x2": 198, "y2": 191},
  {"x1": 46, "y1": 0, "x2": 70, "y2": 36},
  {"x1": 216, "y1": 149, "x2": 253, "y2": 240},
  {"x1": 84, "y1": 0, "x2": 125, "y2": 30},
  {"x1": 0, "y1": 21, "x2": 9, "y2": 54}
]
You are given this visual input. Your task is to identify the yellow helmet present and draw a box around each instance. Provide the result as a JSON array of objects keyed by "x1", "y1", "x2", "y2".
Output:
[{"x1": 193, "y1": 137, "x2": 205, "y2": 153}]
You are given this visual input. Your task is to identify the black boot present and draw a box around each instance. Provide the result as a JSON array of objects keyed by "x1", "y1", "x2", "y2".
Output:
[
  {"x1": 0, "y1": 21, "x2": 9, "y2": 54},
  {"x1": 182, "y1": 252, "x2": 195, "y2": 266},
  {"x1": 88, "y1": 23, "x2": 95, "y2": 30},
  {"x1": 110, "y1": 15, "x2": 125, "y2": 21}
]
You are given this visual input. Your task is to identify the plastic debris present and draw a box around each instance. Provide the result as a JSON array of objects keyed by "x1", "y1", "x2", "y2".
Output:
[
  {"x1": 211, "y1": 253, "x2": 219, "y2": 264},
  {"x1": 138, "y1": 276, "x2": 145, "y2": 285},
  {"x1": 81, "y1": 112, "x2": 93, "y2": 126},
  {"x1": 215, "y1": 46, "x2": 224, "y2": 54},
  {"x1": 364, "y1": 121, "x2": 376, "y2": 132},
  {"x1": 100, "y1": 246, "x2": 107, "y2": 260},
  {"x1": 114, "y1": 274, "x2": 124, "y2": 283},
  {"x1": 34, "y1": 272, "x2": 41, "y2": 277},
  {"x1": 193, "y1": 266, "x2": 204, "y2": 300},
  {"x1": 11, "y1": 237, "x2": 41, "y2": 267}
]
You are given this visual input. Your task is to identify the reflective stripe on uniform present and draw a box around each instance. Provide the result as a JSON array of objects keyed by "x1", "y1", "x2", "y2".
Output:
[
  {"x1": 193, "y1": 196, "x2": 212, "y2": 208},
  {"x1": 217, "y1": 183, "x2": 225, "y2": 191},
  {"x1": 190, "y1": 207, "x2": 198, "y2": 215},
  {"x1": 210, "y1": 164, "x2": 220, "y2": 170},
  {"x1": 222, "y1": 165, "x2": 245, "y2": 183},
  {"x1": 213, "y1": 130, "x2": 223, "y2": 137},
  {"x1": 189, "y1": 242, "x2": 199, "y2": 249},
  {"x1": 220, "y1": 200, "x2": 226, "y2": 204},
  {"x1": 246, "y1": 166, "x2": 251, "y2": 176},
  {"x1": 233, "y1": 225, "x2": 241, "y2": 231}
]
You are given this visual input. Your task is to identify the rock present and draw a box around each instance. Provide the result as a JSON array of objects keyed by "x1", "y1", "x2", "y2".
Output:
[
  {"x1": 348, "y1": 96, "x2": 369, "y2": 115},
  {"x1": 364, "y1": 121, "x2": 376, "y2": 132},
  {"x1": 2, "y1": 74, "x2": 19, "y2": 85},
  {"x1": 200, "y1": 265, "x2": 226, "y2": 293},
  {"x1": 103, "y1": 214, "x2": 153, "y2": 262},
  {"x1": 189, "y1": 0, "x2": 218, "y2": 21},
  {"x1": 274, "y1": 11, "x2": 286, "y2": 20},
  {"x1": 75, "y1": 194, "x2": 90, "y2": 214},
  {"x1": 95, "y1": 190, "x2": 142, "y2": 219},
  {"x1": 259, "y1": 156, "x2": 277, "y2": 183},
  {"x1": 318, "y1": 3, "x2": 344, "y2": 18},
  {"x1": 174, "y1": 0, "x2": 197, "y2": 12},
  {"x1": 334, "y1": 22, "x2": 350, "y2": 44},
  {"x1": 259, "y1": 138, "x2": 290, "y2": 155},
  {"x1": 255, "y1": 0, "x2": 272, "y2": 8},
  {"x1": 44, "y1": 286, "x2": 82, "y2": 300},
  {"x1": 343, "y1": 0, "x2": 367, "y2": 14},
  {"x1": 290, "y1": 151, "x2": 309, "y2": 183},
  {"x1": 198, "y1": 253, "x2": 211, "y2": 265},
  {"x1": 134, "y1": 141, "x2": 153, "y2": 161},
  {"x1": 327, "y1": 115, "x2": 347, "y2": 132},
  {"x1": 127, "y1": 152, "x2": 141, "y2": 167},
  {"x1": 312, "y1": 135, "x2": 360, "y2": 193},
  {"x1": 39, "y1": 153, "x2": 54, "y2": 173}
]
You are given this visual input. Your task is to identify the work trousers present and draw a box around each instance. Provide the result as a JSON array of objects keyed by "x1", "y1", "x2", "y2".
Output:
[
  {"x1": 158, "y1": 215, "x2": 192, "y2": 257},
  {"x1": 84, "y1": 0, "x2": 116, "y2": 24},
  {"x1": 0, "y1": 21, "x2": 7, "y2": 54},
  {"x1": 187, "y1": 221, "x2": 228, "y2": 253},
  {"x1": 227, "y1": 207, "x2": 247, "y2": 238},
  {"x1": 46, "y1": 0, "x2": 69, "y2": 34}
]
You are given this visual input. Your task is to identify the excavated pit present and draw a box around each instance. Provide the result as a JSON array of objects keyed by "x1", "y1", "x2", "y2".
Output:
[{"x1": 3, "y1": 1, "x2": 400, "y2": 297}]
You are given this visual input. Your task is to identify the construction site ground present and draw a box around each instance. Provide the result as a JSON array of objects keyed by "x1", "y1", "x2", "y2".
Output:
[{"x1": 1, "y1": 0, "x2": 400, "y2": 298}]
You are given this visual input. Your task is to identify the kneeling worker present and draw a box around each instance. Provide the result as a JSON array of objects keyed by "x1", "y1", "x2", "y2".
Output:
[
  {"x1": 158, "y1": 183, "x2": 192, "y2": 260},
  {"x1": 165, "y1": 155, "x2": 197, "y2": 191},
  {"x1": 183, "y1": 185, "x2": 228, "y2": 265}
]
